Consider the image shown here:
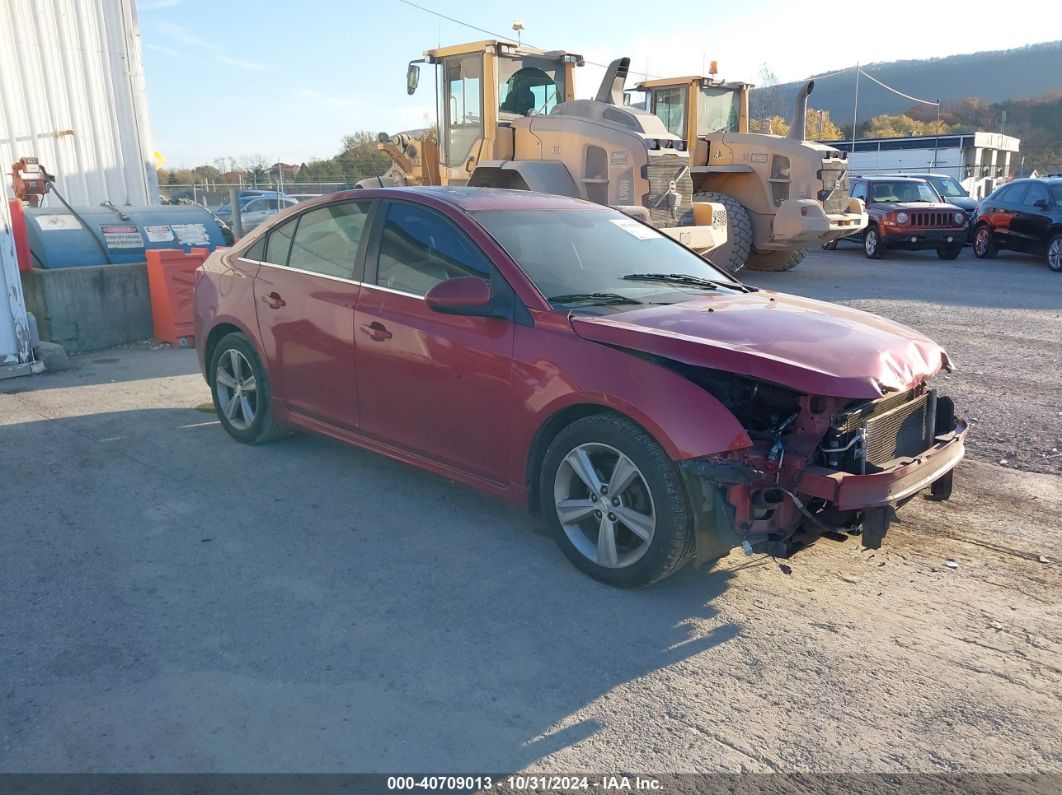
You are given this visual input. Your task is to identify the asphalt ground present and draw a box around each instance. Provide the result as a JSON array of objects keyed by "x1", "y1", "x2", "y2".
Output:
[{"x1": 1, "y1": 246, "x2": 1059, "y2": 773}]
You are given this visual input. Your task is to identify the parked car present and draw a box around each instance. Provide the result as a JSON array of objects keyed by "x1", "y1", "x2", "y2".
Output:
[
  {"x1": 905, "y1": 172, "x2": 978, "y2": 232},
  {"x1": 238, "y1": 195, "x2": 301, "y2": 231},
  {"x1": 972, "y1": 177, "x2": 1062, "y2": 272},
  {"x1": 194, "y1": 188, "x2": 966, "y2": 587},
  {"x1": 823, "y1": 176, "x2": 967, "y2": 260}
]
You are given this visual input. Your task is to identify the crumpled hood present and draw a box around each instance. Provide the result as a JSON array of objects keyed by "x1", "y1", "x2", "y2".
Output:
[{"x1": 571, "y1": 291, "x2": 951, "y2": 399}]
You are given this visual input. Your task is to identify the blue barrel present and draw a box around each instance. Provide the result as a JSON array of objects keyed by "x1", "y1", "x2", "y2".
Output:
[{"x1": 25, "y1": 205, "x2": 226, "y2": 268}]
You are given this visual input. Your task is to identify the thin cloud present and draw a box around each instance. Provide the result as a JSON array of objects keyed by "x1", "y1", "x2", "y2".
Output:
[
  {"x1": 214, "y1": 54, "x2": 272, "y2": 72},
  {"x1": 153, "y1": 20, "x2": 212, "y2": 50},
  {"x1": 143, "y1": 41, "x2": 181, "y2": 58},
  {"x1": 139, "y1": 0, "x2": 182, "y2": 10}
]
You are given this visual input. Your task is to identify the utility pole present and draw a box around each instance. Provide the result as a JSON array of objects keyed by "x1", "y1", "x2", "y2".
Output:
[
  {"x1": 851, "y1": 63, "x2": 860, "y2": 152},
  {"x1": 933, "y1": 100, "x2": 941, "y2": 169}
]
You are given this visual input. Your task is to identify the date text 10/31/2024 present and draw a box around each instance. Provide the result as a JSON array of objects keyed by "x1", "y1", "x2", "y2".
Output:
[{"x1": 387, "y1": 776, "x2": 664, "y2": 791}]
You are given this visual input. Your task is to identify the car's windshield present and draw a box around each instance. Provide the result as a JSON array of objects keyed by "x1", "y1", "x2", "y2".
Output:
[
  {"x1": 927, "y1": 176, "x2": 968, "y2": 198},
  {"x1": 872, "y1": 181, "x2": 939, "y2": 203},
  {"x1": 1050, "y1": 184, "x2": 1062, "y2": 207},
  {"x1": 472, "y1": 208, "x2": 742, "y2": 309}
]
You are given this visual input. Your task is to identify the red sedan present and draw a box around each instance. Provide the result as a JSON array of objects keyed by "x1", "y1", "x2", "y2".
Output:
[{"x1": 194, "y1": 188, "x2": 966, "y2": 587}]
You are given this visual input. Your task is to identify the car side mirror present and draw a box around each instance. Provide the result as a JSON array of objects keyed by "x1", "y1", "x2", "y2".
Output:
[
  {"x1": 406, "y1": 63, "x2": 420, "y2": 95},
  {"x1": 1033, "y1": 198, "x2": 1049, "y2": 209},
  {"x1": 425, "y1": 276, "x2": 493, "y2": 315}
]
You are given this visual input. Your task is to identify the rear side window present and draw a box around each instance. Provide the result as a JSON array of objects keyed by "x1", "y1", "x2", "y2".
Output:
[
  {"x1": 375, "y1": 202, "x2": 491, "y2": 296},
  {"x1": 242, "y1": 237, "x2": 265, "y2": 261},
  {"x1": 264, "y1": 218, "x2": 297, "y2": 265},
  {"x1": 995, "y1": 183, "x2": 1027, "y2": 205},
  {"x1": 288, "y1": 201, "x2": 372, "y2": 279},
  {"x1": 1023, "y1": 183, "x2": 1050, "y2": 208}
]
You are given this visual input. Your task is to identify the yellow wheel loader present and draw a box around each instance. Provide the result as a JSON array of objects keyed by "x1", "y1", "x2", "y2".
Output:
[
  {"x1": 634, "y1": 74, "x2": 867, "y2": 272},
  {"x1": 367, "y1": 41, "x2": 727, "y2": 257}
]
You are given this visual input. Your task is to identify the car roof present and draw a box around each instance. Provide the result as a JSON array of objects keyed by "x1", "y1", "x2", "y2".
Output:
[
  {"x1": 297, "y1": 186, "x2": 602, "y2": 213},
  {"x1": 856, "y1": 175, "x2": 928, "y2": 183}
]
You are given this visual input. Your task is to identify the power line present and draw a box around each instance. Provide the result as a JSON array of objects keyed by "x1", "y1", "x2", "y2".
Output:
[
  {"x1": 395, "y1": 0, "x2": 517, "y2": 43},
  {"x1": 858, "y1": 68, "x2": 940, "y2": 106}
]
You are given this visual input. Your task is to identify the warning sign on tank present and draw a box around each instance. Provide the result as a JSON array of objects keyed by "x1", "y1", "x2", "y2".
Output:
[
  {"x1": 101, "y1": 224, "x2": 144, "y2": 249},
  {"x1": 144, "y1": 225, "x2": 175, "y2": 243},
  {"x1": 171, "y1": 223, "x2": 210, "y2": 246}
]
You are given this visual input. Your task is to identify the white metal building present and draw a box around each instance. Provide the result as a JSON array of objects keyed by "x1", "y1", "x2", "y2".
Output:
[
  {"x1": 0, "y1": 0, "x2": 159, "y2": 207},
  {"x1": 827, "y1": 131, "x2": 1021, "y2": 198},
  {"x1": 1, "y1": 0, "x2": 157, "y2": 374}
]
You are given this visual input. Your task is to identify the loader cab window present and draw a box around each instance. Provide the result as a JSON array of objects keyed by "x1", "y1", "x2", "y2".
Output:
[
  {"x1": 498, "y1": 57, "x2": 567, "y2": 119},
  {"x1": 697, "y1": 86, "x2": 741, "y2": 134},
  {"x1": 650, "y1": 87, "x2": 686, "y2": 137},
  {"x1": 442, "y1": 54, "x2": 484, "y2": 167}
]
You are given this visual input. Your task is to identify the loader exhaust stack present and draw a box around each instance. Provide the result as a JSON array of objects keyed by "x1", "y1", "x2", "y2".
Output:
[
  {"x1": 787, "y1": 81, "x2": 814, "y2": 140},
  {"x1": 595, "y1": 58, "x2": 631, "y2": 105}
]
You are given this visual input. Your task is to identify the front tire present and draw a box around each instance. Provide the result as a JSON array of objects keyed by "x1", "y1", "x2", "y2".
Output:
[
  {"x1": 746, "y1": 248, "x2": 807, "y2": 272},
  {"x1": 210, "y1": 332, "x2": 287, "y2": 444},
  {"x1": 864, "y1": 226, "x2": 884, "y2": 259},
  {"x1": 937, "y1": 244, "x2": 962, "y2": 260},
  {"x1": 973, "y1": 225, "x2": 998, "y2": 259},
  {"x1": 693, "y1": 192, "x2": 752, "y2": 275},
  {"x1": 821, "y1": 239, "x2": 839, "y2": 251},
  {"x1": 1046, "y1": 233, "x2": 1062, "y2": 272},
  {"x1": 539, "y1": 414, "x2": 694, "y2": 587}
]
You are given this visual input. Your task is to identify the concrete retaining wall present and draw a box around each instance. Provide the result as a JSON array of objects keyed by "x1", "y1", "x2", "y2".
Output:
[{"x1": 21, "y1": 263, "x2": 153, "y2": 353}]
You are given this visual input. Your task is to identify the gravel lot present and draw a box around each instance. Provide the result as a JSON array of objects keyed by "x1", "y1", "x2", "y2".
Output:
[{"x1": 1, "y1": 247, "x2": 1059, "y2": 774}]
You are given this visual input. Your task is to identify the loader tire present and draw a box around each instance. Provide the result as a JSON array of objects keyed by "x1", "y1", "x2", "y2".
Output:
[
  {"x1": 693, "y1": 192, "x2": 752, "y2": 275},
  {"x1": 745, "y1": 248, "x2": 807, "y2": 272}
]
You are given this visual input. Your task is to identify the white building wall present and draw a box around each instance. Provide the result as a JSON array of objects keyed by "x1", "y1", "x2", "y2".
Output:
[
  {"x1": 1, "y1": 191, "x2": 32, "y2": 365},
  {"x1": 0, "y1": 0, "x2": 159, "y2": 207},
  {"x1": 847, "y1": 147, "x2": 965, "y2": 178}
]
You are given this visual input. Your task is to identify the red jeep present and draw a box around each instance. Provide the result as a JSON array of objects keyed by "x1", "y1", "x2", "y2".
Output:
[{"x1": 825, "y1": 176, "x2": 967, "y2": 260}]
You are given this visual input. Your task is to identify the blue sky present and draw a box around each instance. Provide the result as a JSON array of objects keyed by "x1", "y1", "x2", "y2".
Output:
[{"x1": 137, "y1": 0, "x2": 1054, "y2": 168}]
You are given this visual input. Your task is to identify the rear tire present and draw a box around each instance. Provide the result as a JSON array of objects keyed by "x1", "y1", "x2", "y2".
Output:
[
  {"x1": 973, "y1": 225, "x2": 998, "y2": 258},
  {"x1": 937, "y1": 244, "x2": 962, "y2": 260},
  {"x1": 539, "y1": 413, "x2": 694, "y2": 587},
  {"x1": 864, "y1": 226, "x2": 884, "y2": 259},
  {"x1": 210, "y1": 332, "x2": 287, "y2": 444},
  {"x1": 1046, "y1": 233, "x2": 1062, "y2": 272},
  {"x1": 745, "y1": 248, "x2": 807, "y2": 272},
  {"x1": 693, "y1": 192, "x2": 752, "y2": 275}
]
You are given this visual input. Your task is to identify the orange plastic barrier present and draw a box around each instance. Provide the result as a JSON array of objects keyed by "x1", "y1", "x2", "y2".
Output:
[{"x1": 146, "y1": 247, "x2": 209, "y2": 347}]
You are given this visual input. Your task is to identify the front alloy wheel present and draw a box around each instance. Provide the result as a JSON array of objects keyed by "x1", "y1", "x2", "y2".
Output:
[
  {"x1": 540, "y1": 413, "x2": 695, "y2": 587},
  {"x1": 974, "y1": 226, "x2": 997, "y2": 259},
  {"x1": 864, "y1": 227, "x2": 884, "y2": 259},
  {"x1": 554, "y1": 443, "x2": 656, "y2": 569}
]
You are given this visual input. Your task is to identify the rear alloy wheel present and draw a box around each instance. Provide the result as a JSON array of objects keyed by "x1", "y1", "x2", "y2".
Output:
[
  {"x1": 210, "y1": 332, "x2": 287, "y2": 444},
  {"x1": 973, "y1": 225, "x2": 998, "y2": 259},
  {"x1": 864, "y1": 227, "x2": 884, "y2": 259},
  {"x1": 1046, "y1": 234, "x2": 1062, "y2": 272},
  {"x1": 937, "y1": 244, "x2": 963, "y2": 260},
  {"x1": 540, "y1": 414, "x2": 694, "y2": 587}
]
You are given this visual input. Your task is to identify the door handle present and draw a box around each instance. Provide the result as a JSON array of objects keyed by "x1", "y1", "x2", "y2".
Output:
[
  {"x1": 262, "y1": 291, "x2": 286, "y2": 309},
  {"x1": 360, "y1": 321, "x2": 392, "y2": 341}
]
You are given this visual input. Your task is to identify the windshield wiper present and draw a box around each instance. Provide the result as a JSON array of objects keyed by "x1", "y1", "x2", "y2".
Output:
[
  {"x1": 622, "y1": 273, "x2": 752, "y2": 292},
  {"x1": 548, "y1": 292, "x2": 643, "y2": 306}
]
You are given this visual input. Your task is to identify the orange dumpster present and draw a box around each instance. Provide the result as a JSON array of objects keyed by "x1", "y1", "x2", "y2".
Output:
[{"x1": 146, "y1": 248, "x2": 209, "y2": 347}]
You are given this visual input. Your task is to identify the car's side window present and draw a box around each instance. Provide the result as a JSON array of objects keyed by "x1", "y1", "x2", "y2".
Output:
[
  {"x1": 1024, "y1": 184, "x2": 1050, "y2": 208},
  {"x1": 243, "y1": 199, "x2": 266, "y2": 213},
  {"x1": 374, "y1": 202, "x2": 491, "y2": 296},
  {"x1": 263, "y1": 217, "x2": 298, "y2": 266},
  {"x1": 288, "y1": 201, "x2": 372, "y2": 279},
  {"x1": 242, "y1": 237, "x2": 265, "y2": 261},
  {"x1": 850, "y1": 182, "x2": 867, "y2": 202},
  {"x1": 1000, "y1": 183, "x2": 1028, "y2": 205}
]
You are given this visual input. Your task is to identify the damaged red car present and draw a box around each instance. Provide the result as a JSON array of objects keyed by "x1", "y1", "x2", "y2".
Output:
[{"x1": 194, "y1": 188, "x2": 967, "y2": 587}]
